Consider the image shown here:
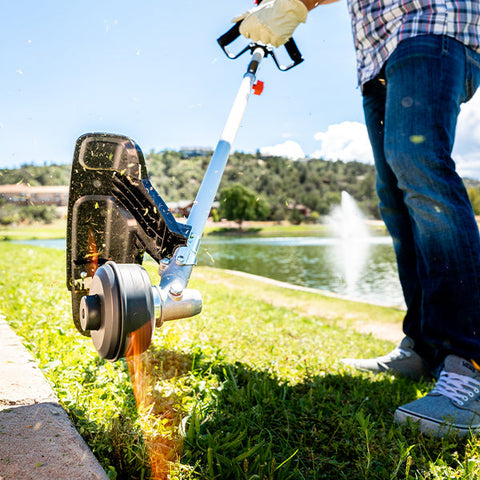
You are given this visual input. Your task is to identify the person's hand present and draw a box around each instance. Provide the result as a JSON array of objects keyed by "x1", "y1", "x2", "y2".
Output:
[{"x1": 233, "y1": 0, "x2": 308, "y2": 48}]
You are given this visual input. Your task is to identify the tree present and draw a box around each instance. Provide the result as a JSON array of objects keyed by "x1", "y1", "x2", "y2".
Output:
[
  {"x1": 468, "y1": 187, "x2": 480, "y2": 215},
  {"x1": 219, "y1": 184, "x2": 258, "y2": 229}
]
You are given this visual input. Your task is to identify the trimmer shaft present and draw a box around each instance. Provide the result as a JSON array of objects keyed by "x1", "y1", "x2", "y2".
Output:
[{"x1": 68, "y1": 20, "x2": 301, "y2": 361}]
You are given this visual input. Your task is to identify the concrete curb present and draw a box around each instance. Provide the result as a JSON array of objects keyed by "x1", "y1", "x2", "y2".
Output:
[{"x1": 0, "y1": 316, "x2": 109, "y2": 480}]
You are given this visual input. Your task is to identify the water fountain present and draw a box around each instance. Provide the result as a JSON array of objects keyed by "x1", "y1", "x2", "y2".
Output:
[
  {"x1": 327, "y1": 191, "x2": 371, "y2": 299},
  {"x1": 328, "y1": 191, "x2": 370, "y2": 240}
]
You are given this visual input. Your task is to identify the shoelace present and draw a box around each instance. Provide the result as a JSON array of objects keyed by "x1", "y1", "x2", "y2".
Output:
[{"x1": 431, "y1": 371, "x2": 480, "y2": 406}]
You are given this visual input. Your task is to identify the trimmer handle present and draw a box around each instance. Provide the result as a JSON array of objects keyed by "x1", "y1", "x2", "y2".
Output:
[
  {"x1": 217, "y1": 19, "x2": 304, "y2": 71},
  {"x1": 217, "y1": 21, "x2": 242, "y2": 51}
]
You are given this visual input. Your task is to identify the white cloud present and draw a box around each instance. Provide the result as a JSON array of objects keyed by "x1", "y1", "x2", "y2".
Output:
[
  {"x1": 260, "y1": 140, "x2": 305, "y2": 160},
  {"x1": 312, "y1": 121, "x2": 374, "y2": 164},
  {"x1": 453, "y1": 91, "x2": 480, "y2": 179},
  {"x1": 309, "y1": 101, "x2": 480, "y2": 179}
]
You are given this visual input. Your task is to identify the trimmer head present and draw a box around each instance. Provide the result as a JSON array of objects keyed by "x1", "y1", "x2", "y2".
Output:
[
  {"x1": 80, "y1": 262, "x2": 155, "y2": 361},
  {"x1": 66, "y1": 133, "x2": 191, "y2": 337}
]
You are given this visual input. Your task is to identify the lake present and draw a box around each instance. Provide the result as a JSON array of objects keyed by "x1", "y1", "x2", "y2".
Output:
[
  {"x1": 17, "y1": 234, "x2": 404, "y2": 308},
  {"x1": 199, "y1": 235, "x2": 403, "y2": 307}
]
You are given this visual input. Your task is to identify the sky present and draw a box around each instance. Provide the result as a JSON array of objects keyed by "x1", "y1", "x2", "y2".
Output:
[{"x1": 2, "y1": 0, "x2": 480, "y2": 178}]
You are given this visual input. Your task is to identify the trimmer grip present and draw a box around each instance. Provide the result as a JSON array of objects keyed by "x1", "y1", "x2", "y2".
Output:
[
  {"x1": 217, "y1": 0, "x2": 265, "y2": 50},
  {"x1": 217, "y1": 22, "x2": 241, "y2": 53},
  {"x1": 284, "y1": 37, "x2": 303, "y2": 68},
  {"x1": 217, "y1": 12, "x2": 304, "y2": 70}
]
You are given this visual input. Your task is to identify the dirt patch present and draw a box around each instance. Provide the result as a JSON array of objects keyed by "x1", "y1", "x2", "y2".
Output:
[{"x1": 352, "y1": 321, "x2": 403, "y2": 343}]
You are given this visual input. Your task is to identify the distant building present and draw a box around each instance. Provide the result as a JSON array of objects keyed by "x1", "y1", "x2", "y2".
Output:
[
  {"x1": 287, "y1": 203, "x2": 312, "y2": 217},
  {"x1": 167, "y1": 200, "x2": 219, "y2": 218},
  {"x1": 167, "y1": 200, "x2": 194, "y2": 217},
  {"x1": 0, "y1": 185, "x2": 69, "y2": 206},
  {"x1": 180, "y1": 147, "x2": 212, "y2": 159}
]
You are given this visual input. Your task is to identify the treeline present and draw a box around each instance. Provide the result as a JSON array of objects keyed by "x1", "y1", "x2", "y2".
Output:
[
  {"x1": 3, "y1": 151, "x2": 480, "y2": 223},
  {"x1": 0, "y1": 163, "x2": 71, "y2": 186},
  {"x1": 147, "y1": 150, "x2": 380, "y2": 220},
  {"x1": 0, "y1": 164, "x2": 70, "y2": 225},
  {"x1": 0, "y1": 201, "x2": 59, "y2": 226}
]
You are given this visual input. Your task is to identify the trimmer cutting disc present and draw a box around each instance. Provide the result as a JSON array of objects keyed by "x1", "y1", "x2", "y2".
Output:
[{"x1": 80, "y1": 262, "x2": 155, "y2": 361}]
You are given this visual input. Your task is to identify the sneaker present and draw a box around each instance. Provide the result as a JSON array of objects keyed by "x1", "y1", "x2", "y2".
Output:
[
  {"x1": 394, "y1": 355, "x2": 480, "y2": 436},
  {"x1": 341, "y1": 336, "x2": 431, "y2": 381}
]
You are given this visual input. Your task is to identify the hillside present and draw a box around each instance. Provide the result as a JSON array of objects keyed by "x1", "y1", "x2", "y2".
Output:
[
  {"x1": 2, "y1": 150, "x2": 480, "y2": 221},
  {"x1": 0, "y1": 151, "x2": 379, "y2": 219}
]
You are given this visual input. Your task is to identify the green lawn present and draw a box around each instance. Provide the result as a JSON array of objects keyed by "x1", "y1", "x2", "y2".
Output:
[
  {"x1": 0, "y1": 220, "x2": 66, "y2": 241},
  {"x1": 1, "y1": 242, "x2": 479, "y2": 479},
  {"x1": 0, "y1": 219, "x2": 386, "y2": 241}
]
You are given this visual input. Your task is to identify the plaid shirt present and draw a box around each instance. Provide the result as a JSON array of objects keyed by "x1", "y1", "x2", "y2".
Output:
[{"x1": 347, "y1": 0, "x2": 480, "y2": 86}]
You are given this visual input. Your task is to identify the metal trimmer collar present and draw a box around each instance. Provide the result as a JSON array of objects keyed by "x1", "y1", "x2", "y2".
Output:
[{"x1": 78, "y1": 262, "x2": 201, "y2": 361}]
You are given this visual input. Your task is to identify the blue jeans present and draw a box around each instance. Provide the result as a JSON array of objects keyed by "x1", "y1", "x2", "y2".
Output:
[{"x1": 362, "y1": 35, "x2": 480, "y2": 369}]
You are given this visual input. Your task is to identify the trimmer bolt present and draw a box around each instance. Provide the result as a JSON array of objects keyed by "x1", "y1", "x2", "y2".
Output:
[
  {"x1": 159, "y1": 258, "x2": 171, "y2": 275},
  {"x1": 80, "y1": 294, "x2": 102, "y2": 331},
  {"x1": 169, "y1": 282, "x2": 184, "y2": 298}
]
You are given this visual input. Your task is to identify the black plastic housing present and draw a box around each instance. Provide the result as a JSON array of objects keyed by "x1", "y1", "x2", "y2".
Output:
[{"x1": 66, "y1": 133, "x2": 190, "y2": 335}]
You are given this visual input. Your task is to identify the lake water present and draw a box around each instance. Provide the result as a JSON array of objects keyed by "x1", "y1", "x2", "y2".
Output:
[
  {"x1": 199, "y1": 235, "x2": 403, "y2": 307},
  {"x1": 17, "y1": 234, "x2": 404, "y2": 308}
]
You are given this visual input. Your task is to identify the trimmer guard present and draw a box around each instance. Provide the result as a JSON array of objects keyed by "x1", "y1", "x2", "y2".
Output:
[{"x1": 66, "y1": 133, "x2": 191, "y2": 335}]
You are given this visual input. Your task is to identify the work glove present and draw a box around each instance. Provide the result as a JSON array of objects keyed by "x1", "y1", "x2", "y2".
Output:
[{"x1": 233, "y1": 0, "x2": 308, "y2": 48}]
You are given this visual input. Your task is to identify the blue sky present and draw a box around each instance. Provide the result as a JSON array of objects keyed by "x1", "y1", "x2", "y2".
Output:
[{"x1": 3, "y1": 0, "x2": 480, "y2": 178}]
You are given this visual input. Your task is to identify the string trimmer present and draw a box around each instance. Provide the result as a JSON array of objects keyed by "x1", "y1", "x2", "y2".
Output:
[{"x1": 66, "y1": 14, "x2": 303, "y2": 361}]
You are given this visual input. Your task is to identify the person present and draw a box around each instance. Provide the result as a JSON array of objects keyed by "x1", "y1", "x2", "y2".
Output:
[{"x1": 234, "y1": 0, "x2": 480, "y2": 436}]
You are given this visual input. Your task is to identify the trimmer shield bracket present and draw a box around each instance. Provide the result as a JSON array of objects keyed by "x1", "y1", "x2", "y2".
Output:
[{"x1": 66, "y1": 133, "x2": 191, "y2": 335}]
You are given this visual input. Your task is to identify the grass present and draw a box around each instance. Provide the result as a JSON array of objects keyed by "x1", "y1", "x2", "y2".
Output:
[
  {"x1": 1, "y1": 218, "x2": 384, "y2": 242},
  {"x1": 2, "y1": 242, "x2": 480, "y2": 479},
  {"x1": 0, "y1": 219, "x2": 66, "y2": 241},
  {"x1": 204, "y1": 223, "x2": 330, "y2": 237},
  {"x1": 0, "y1": 220, "x2": 328, "y2": 241},
  {"x1": 204, "y1": 222, "x2": 387, "y2": 237}
]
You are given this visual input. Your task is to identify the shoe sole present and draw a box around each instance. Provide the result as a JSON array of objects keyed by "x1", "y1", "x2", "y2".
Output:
[
  {"x1": 341, "y1": 360, "x2": 431, "y2": 381},
  {"x1": 394, "y1": 408, "x2": 479, "y2": 437}
]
